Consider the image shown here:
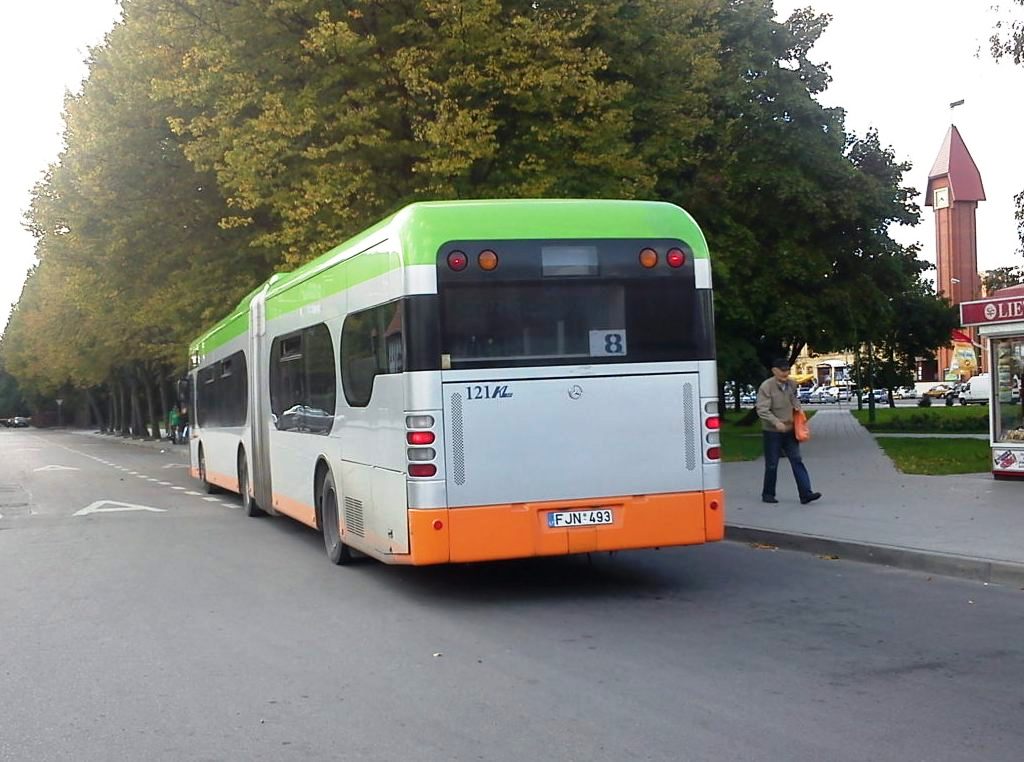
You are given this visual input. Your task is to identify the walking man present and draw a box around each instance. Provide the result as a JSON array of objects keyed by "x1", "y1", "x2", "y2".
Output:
[{"x1": 755, "y1": 358, "x2": 821, "y2": 505}]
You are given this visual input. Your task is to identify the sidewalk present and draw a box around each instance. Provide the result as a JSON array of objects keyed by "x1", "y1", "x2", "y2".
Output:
[{"x1": 723, "y1": 409, "x2": 1024, "y2": 585}]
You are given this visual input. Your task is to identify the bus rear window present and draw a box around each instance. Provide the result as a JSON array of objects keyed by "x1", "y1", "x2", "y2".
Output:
[{"x1": 440, "y1": 280, "x2": 714, "y2": 368}]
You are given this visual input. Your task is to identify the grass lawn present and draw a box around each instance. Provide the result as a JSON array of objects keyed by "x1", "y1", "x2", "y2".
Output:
[
  {"x1": 875, "y1": 437, "x2": 992, "y2": 475},
  {"x1": 852, "y1": 404, "x2": 987, "y2": 434}
]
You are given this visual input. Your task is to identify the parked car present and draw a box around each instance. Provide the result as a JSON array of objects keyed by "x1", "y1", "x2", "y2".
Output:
[
  {"x1": 10, "y1": 416, "x2": 30, "y2": 428},
  {"x1": 808, "y1": 388, "x2": 837, "y2": 404},
  {"x1": 797, "y1": 387, "x2": 813, "y2": 404},
  {"x1": 869, "y1": 388, "x2": 888, "y2": 403},
  {"x1": 958, "y1": 374, "x2": 990, "y2": 405},
  {"x1": 924, "y1": 384, "x2": 953, "y2": 398},
  {"x1": 893, "y1": 386, "x2": 918, "y2": 400},
  {"x1": 825, "y1": 385, "x2": 851, "y2": 402}
]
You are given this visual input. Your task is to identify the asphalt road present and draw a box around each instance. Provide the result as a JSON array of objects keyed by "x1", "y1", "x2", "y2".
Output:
[{"x1": 2, "y1": 429, "x2": 1022, "y2": 762}]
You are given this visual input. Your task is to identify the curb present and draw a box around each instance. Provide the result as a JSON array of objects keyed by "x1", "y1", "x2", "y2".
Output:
[
  {"x1": 726, "y1": 524, "x2": 1024, "y2": 587},
  {"x1": 68, "y1": 430, "x2": 187, "y2": 454}
]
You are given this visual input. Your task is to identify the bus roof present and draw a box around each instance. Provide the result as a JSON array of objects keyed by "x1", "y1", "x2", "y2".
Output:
[{"x1": 190, "y1": 199, "x2": 708, "y2": 355}]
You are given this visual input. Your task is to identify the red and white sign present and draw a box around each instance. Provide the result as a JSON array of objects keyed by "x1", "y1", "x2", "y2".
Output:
[{"x1": 961, "y1": 296, "x2": 1024, "y2": 326}]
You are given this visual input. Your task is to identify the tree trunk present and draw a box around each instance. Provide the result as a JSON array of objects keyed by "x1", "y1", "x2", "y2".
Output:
[
  {"x1": 114, "y1": 381, "x2": 128, "y2": 435},
  {"x1": 158, "y1": 376, "x2": 170, "y2": 436},
  {"x1": 85, "y1": 388, "x2": 105, "y2": 431},
  {"x1": 142, "y1": 372, "x2": 160, "y2": 440},
  {"x1": 129, "y1": 377, "x2": 147, "y2": 438},
  {"x1": 107, "y1": 388, "x2": 116, "y2": 433}
]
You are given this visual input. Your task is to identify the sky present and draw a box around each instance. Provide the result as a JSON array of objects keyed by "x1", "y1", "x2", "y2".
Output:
[{"x1": 1, "y1": 0, "x2": 1022, "y2": 331}]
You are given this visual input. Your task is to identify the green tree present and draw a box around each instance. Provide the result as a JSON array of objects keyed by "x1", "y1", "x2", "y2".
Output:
[
  {"x1": 0, "y1": 366, "x2": 28, "y2": 418},
  {"x1": 982, "y1": 266, "x2": 1024, "y2": 293}
]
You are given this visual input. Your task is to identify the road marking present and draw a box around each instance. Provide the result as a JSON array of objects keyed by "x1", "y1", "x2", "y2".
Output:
[
  {"x1": 158, "y1": 482, "x2": 172, "y2": 486},
  {"x1": 33, "y1": 465, "x2": 80, "y2": 472},
  {"x1": 171, "y1": 486, "x2": 186, "y2": 491},
  {"x1": 128, "y1": 472, "x2": 138, "y2": 475},
  {"x1": 185, "y1": 491, "x2": 201, "y2": 496},
  {"x1": 74, "y1": 500, "x2": 167, "y2": 516},
  {"x1": 162, "y1": 464, "x2": 190, "y2": 470},
  {"x1": 146, "y1": 478, "x2": 160, "y2": 482},
  {"x1": 202, "y1": 497, "x2": 220, "y2": 502}
]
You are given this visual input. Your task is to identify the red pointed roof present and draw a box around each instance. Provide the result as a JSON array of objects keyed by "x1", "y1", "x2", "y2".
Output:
[{"x1": 925, "y1": 125, "x2": 986, "y2": 205}]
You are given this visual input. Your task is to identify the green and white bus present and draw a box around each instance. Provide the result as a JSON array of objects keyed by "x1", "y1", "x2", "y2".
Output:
[{"x1": 187, "y1": 200, "x2": 724, "y2": 565}]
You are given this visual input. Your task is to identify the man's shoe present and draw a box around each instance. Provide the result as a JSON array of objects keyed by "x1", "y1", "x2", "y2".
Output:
[
  {"x1": 762, "y1": 496, "x2": 779, "y2": 504},
  {"x1": 800, "y1": 492, "x2": 822, "y2": 505}
]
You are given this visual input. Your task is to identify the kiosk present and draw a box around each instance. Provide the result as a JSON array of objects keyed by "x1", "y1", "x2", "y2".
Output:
[{"x1": 961, "y1": 286, "x2": 1024, "y2": 479}]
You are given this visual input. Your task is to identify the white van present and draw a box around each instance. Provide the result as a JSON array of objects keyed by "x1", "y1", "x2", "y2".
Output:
[{"x1": 959, "y1": 374, "x2": 990, "y2": 405}]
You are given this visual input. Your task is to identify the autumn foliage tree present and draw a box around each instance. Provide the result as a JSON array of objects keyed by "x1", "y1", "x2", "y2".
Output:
[{"x1": 2, "y1": 0, "x2": 954, "y2": 427}]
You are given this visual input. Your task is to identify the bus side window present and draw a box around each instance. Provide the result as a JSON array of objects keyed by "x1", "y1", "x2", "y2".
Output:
[{"x1": 341, "y1": 301, "x2": 403, "y2": 408}]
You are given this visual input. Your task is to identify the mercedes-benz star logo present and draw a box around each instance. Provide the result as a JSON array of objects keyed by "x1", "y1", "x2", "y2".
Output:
[{"x1": 568, "y1": 384, "x2": 583, "y2": 400}]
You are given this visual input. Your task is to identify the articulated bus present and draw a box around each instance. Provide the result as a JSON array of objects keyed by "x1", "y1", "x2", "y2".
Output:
[{"x1": 187, "y1": 200, "x2": 723, "y2": 565}]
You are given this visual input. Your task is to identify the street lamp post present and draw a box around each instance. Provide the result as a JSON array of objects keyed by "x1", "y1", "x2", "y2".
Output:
[{"x1": 56, "y1": 398, "x2": 64, "y2": 428}]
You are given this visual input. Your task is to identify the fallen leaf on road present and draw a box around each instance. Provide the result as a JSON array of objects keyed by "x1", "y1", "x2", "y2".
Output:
[
  {"x1": 749, "y1": 543, "x2": 777, "y2": 551},
  {"x1": 817, "y1": 554, "x2": 840, "y2": 560}
]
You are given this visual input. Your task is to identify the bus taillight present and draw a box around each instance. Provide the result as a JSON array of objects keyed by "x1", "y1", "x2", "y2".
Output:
[
  {"x1": 447, "y1": 251, "x2": 468, "y2": 271},
  {"x1": 639, "y1": 248, "x2": 658, "y2": 268},
  {"x1": 705, "y1": 416, "x2": 720, "y2": 430},
  {"x1": 409, "y1": 464, "x2": 437, "y2": 478},
  {"x1": 407, "y1": 431, "x2": 435, "y2": 445},
  {"x1": 666, "y1": 248, "x2": 686, "y2": 268},
  {"x1": 706, "y1": 447, "x2": 721, "y2": 460}
]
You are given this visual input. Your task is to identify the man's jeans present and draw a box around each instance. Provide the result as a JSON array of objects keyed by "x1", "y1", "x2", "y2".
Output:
[{"x1": 762, "y1": 430, "x2": 813, "y2": 499}]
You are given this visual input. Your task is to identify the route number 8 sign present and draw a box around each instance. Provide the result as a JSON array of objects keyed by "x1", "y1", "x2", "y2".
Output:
[{"x1": 589, "y1": 330, "x2": 628, "y2": 357}]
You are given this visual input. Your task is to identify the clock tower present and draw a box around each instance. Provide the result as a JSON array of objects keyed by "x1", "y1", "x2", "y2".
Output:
[{"x1": 925, "y1": 124, "x2": 986, "y2": 378}]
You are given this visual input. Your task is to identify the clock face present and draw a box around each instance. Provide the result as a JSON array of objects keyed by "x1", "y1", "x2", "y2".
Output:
[{"x1": 934, "y1": 187, "x2": 950, "y2": 209}]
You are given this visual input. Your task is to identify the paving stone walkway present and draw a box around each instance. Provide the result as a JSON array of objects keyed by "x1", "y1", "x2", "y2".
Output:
[{"x1": 724, "y1": 409, "x2": 1024, "y2": 572}]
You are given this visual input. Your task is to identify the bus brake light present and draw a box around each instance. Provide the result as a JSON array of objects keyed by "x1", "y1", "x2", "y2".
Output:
[
  {"x1": 409, "y1": 464, "x2": 437, "y2": 478},
  {"x1": 705, "y1": 416, "x2": 720, "y2": 430},
  {"x1": 706, "y1": 447, "x2": 721, "y2": 460},
  {"x1": 407, "y1": 431, "x2": 435, "y2": 445},
  {"x1": 447, "y1": 251, "x2": 468, "y2": 271},
  {"x1": 667, "y1": 248, "x2": 686, "y2": 268}
]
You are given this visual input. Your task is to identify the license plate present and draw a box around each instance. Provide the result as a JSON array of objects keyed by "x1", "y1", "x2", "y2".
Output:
[{"x1": 547, "y1": 509, "x2": 614, "y2": 528}]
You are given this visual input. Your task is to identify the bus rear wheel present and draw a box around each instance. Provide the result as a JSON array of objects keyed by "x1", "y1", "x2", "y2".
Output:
[
  {"x1": 320, "y1": 472, "x2": 352, "y2": 566},
  {"x1": 238, "y1": 451, "x2": 263, "y2": 517}
]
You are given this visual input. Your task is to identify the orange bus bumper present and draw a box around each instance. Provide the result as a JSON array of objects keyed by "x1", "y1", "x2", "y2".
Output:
[{"x1": 404, "y1": 489, "x2": 724, "y2": 565}]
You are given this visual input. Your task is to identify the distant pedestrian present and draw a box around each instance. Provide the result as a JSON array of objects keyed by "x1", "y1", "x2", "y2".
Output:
[
  {"x1": 168, "y1": 407, "x2": 181, "y2": 443},
  {"x1": 755, "y1": 358, "x2": 822, "y2": 505}
]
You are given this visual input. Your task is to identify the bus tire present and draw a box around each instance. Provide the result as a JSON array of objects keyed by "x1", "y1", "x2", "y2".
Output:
[
  {"x1": 238, "y1": 450, "x2": 263, "y2": 517},
  {"x1": 198, "y1": 445, "x2": 219, "y2": 494},
  {"x1": 320, "y1": 472, "x2": 352, "y2": 566}
]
